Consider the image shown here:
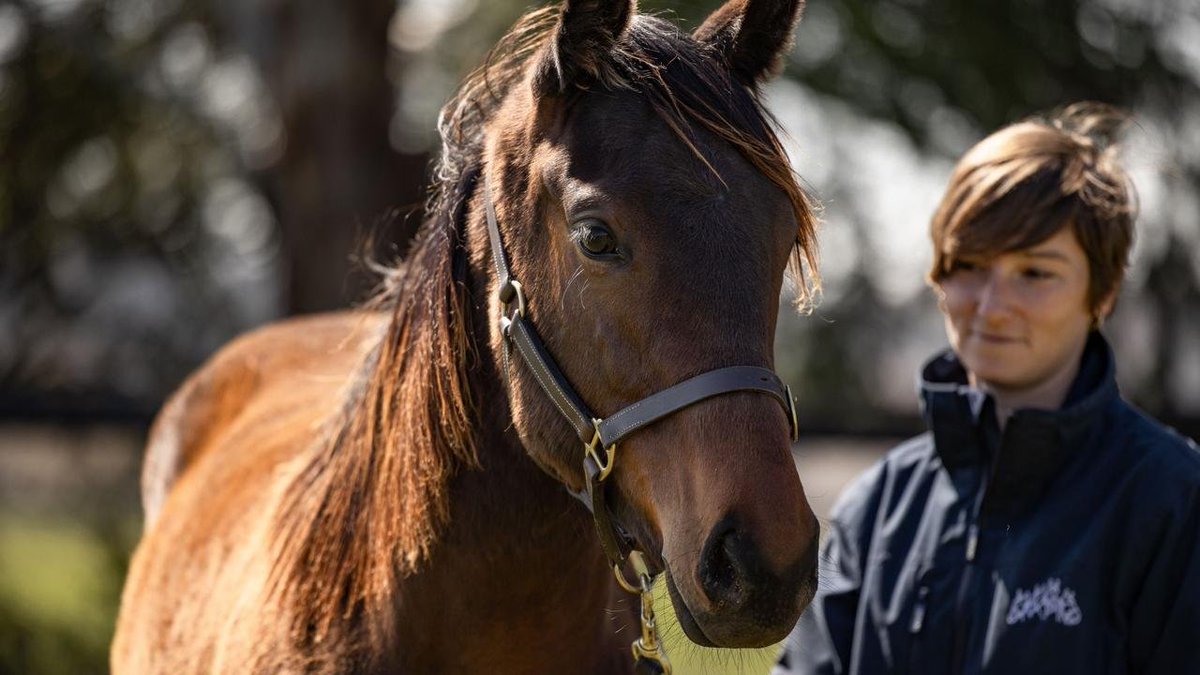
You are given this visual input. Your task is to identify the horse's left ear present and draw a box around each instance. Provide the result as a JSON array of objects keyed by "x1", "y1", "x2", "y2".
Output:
[
  {"x1": 533, "y1": 0, "x2": 636, "y2": 97},
  {"x1": 693, "y1": 0, "x2": 805, "y2": 85}
]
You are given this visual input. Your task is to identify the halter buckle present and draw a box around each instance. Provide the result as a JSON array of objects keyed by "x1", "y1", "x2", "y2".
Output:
[
  {"x1": 584, "y1": 418, "x2": 616, "y2": 482},
  {"x1": 498, "y1": 279, "x2": 527, "y2": 337},
  {"x1": 499, "y1": 278, "x2": 526, "y2": 319},
  {"x1": 785, "y1": 385, "x2": 799, "y2": 443}
]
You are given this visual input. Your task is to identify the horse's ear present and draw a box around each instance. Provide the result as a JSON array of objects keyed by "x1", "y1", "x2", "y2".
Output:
[
  {"x1": 693, "y1": 0, "x2": 804, "y2": 85},
  {"x1": 532, "y1": 0, "x2": 635, "y2": 97}
]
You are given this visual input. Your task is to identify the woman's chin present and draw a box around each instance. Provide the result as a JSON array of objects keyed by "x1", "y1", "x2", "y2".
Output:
[{"x1": 961, "y1": 349, "x2": 1027, "y2": 387}]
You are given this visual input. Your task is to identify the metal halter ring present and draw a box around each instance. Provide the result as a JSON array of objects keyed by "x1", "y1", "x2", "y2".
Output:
[
  {"x1": 613, "y1": 551, "x2": 654, "y2": 595},
  {"x1": 584, "y1": 418, "x2": 617, "y2": 482}
]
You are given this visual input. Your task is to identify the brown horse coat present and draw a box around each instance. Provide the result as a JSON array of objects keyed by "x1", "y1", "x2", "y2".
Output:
[{"x1": 117, "y1": 311, "x2": 638, "y2": 672}]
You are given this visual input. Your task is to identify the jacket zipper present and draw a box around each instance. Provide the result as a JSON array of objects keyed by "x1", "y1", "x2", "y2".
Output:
[
  {"x1": 908, "y1": 583, "x2": 930, "y2": 672},
  {"x1": 910, "y1": 584, "x2": 929, "y2": 634},
  {"x1": 951, "y1": 469, "x2": 988, "y2": 673}
]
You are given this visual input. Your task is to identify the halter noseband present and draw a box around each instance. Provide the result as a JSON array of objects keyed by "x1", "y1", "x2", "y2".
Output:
[{"x1": 484, "y1": 172, "x2": 799, "y2": 672}]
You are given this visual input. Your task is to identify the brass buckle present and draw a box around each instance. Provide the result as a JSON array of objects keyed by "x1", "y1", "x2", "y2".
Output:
[
  {"x1": 500, "y1": 279, "x2": 526, "y2": 318},
  {"x1": 584, "y1": 418, "x2": 616, "y2": 482},
  {"x1": 499, "y1": 279, "x2": 527, "y2": 336},
  {"x1": 785, "y1": 385, "x2": 799, "y2": 443}
]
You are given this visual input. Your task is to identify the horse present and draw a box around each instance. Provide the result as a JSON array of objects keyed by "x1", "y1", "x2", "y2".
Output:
[{"x1": 112, "y1": 0, "x2": 822, "y2": 672}]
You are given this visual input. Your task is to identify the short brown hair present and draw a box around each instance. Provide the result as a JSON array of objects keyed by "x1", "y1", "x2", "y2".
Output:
[{"x1": 928, "y1": 103, "x2": 1136, "y2": 313}]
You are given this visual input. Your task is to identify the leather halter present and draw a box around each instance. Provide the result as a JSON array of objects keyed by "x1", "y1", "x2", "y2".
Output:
[{"x1": 483, "y1": 173, "x2": 800, "y2": 567}]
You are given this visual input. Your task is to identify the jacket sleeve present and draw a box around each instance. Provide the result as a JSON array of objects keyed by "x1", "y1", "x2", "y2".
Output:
[
  {"x1": 1130, "y1": 476, "x2": 1200, "y2": 674},
  {"x1": 773, "y1": 461, "x2": 887, "y2": 675}
]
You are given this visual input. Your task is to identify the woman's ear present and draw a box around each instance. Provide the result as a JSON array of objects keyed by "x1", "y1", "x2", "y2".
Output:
[
  {"x1": 1094, "y1": 286, "x2": 1119, "y2": 328},
  {"x1": 693, "y1": 0, "x2": 805, "y2": 86},
  {"x1": 532, "y1": 0, "x2": 635, "y2": 97},
  {"x1": 933, "y1": 283, "x2": 949, "y2": 313}
]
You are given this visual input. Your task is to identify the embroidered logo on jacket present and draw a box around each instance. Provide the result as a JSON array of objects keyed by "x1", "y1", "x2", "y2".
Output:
[{"x1": 1005, "y1": 577, "x2": 1082, "y2": 626}]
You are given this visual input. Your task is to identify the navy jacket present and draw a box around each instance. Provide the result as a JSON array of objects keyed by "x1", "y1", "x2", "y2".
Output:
[{"x1": 776, "y1": 334, "x2": 1200, "y2": 674}]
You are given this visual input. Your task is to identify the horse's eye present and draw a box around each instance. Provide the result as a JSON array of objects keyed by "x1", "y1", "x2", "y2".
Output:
[{"x1": 576, "y1": 220, "x2": 619, "y2": 258}]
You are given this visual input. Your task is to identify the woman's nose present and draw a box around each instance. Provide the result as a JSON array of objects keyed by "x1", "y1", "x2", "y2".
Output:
[{"x1": 974, "y1": 273, "x2": 1012, "y2": 319}]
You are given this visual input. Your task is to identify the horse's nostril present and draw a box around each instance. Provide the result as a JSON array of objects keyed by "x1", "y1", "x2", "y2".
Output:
[{"x1": 699, "y1": 522, "x2": 752, "y2": 609}]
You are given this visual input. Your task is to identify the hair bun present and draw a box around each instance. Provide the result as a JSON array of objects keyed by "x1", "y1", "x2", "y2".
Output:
[{"x1": 1048, "y1": 101, "x2": 1131, "y2": 154}]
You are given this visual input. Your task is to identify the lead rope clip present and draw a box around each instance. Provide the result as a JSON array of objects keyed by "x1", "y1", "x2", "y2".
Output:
[{"x1": 614, "y1": 552, "x2": 672, "y2": 674}]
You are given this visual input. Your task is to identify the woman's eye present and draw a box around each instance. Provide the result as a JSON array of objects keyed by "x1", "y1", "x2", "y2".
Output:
[
  {"x1": 576, "y1": 221, "x2": 619, "y2": 258},
  {"x1": 1022, "y1": 267, "x2": 1054, "y2": 280},
  {"x1": 950, "y1": 259, "x2": 982, "y2": 274}
]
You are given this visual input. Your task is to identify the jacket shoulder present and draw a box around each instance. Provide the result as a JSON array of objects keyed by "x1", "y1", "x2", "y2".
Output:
[
  {"x1": 1105, "y1": 402, "x2": 1200, "y2": 515},
  {"x1": 1113, "y1": 402, "x2": 1200, "y2": 478},
  {"x1": 885, "y1": 431, "x2": 938, "y2": 467}
]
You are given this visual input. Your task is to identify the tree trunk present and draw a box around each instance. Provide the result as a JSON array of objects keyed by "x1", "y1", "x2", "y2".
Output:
[{"x1": 227, "y1": 0, "x2": 429, "y2": 314}]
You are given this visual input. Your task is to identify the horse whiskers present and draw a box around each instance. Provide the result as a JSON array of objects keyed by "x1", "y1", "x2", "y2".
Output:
[
  {"x1": 576, "y1": 278, "x2": 591, "y2": 310},
  {"x1": 560, "y1": 265, "x2": 585, "y2": 311}
]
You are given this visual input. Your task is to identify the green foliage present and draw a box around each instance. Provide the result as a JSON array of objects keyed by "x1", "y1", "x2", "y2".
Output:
[
  {"x1": 1, "y1": 1, "x2": 278, "y2": 407},
  {"x1": 0, "y1": 516, "x2": 136, "y2": 675}
]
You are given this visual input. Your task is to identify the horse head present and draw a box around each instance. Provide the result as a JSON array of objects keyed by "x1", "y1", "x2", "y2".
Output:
[{"x1": 476, "y1": 0, "x2": 819, "y2": 648}]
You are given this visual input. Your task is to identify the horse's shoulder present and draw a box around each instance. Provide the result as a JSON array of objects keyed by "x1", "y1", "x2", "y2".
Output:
[{"x1": 141, "y1": 310, "x2": 385, "y2": 523}]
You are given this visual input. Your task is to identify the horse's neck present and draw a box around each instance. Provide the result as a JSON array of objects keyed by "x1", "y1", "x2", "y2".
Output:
[
  {"x1": 386, "y1": 292, "x2": 634, "y2": 672},
  {"x1": 451, "y1": 373, "x2": 593, "y2": 553}
]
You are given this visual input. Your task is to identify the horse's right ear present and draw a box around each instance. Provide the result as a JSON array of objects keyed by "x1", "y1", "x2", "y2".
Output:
[
  {"x1": 532, "y1": 0, "x2": 635, "y2": 97},
  {"x1": 693, "y1": 0, "x2": 804, "y2": 85}
]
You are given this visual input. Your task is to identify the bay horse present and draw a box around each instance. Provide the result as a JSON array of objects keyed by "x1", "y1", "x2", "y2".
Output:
[{"x1": 112, "y1": 0, "x2": 822, "y2": 672}]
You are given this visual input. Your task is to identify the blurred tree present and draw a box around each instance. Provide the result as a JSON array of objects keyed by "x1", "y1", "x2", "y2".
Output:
[
  {"x1": 0, "y1": 0, "x2": 430, "y2": 411},
  {"x1": 214, "y1": 0, "x2": 428, "y2": 313},
  {"x1": 1, "y1": 0, "x2": 244, "y2": 413},
  {"x1": 2, "y1": 0, "x2": 1197, "y2": 430}
]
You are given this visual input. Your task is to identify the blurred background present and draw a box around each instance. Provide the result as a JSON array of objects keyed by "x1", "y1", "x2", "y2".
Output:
[{"x1": 2, "y1": 0, "x2": 1198, "y2": 672}]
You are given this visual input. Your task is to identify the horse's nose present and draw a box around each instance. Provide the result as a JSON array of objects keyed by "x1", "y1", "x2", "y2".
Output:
[{"x1": 697, "y1": 513, "x2": 819, "y2": 622}]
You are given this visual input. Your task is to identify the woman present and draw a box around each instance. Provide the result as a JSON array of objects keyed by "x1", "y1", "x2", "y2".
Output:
[{"x1": 775, "y1": 104, "x2": 1200, "y2": 674}]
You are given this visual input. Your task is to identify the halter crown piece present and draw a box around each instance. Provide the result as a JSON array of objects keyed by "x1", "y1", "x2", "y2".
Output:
[{"x1": 483, "y1": 173, "x2": 800, "y2": 674}]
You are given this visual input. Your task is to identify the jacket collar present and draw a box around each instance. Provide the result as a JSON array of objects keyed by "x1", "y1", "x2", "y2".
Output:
[{"x1": 918, "y1": 332, "x2": 1120, "y2": 519}]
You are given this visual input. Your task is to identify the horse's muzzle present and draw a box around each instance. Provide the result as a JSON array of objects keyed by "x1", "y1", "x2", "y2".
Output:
[{"x1": 668, "y1": 515, "x2": 820, "y2": 648}]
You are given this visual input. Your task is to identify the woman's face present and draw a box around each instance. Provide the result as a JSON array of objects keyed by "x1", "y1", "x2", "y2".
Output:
[{"x1": 936, "y1": 226, "x2": 1109, "y2": 392}]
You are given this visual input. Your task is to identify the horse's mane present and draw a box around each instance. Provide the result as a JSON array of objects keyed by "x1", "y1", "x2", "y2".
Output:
[
  {"x1": 265, "y1": 5, "x2": 819, "y2": 664},
  {"x1": 264, "y1": 9, "x2": 558, "y2": 663}
]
